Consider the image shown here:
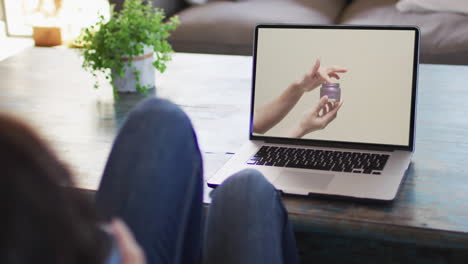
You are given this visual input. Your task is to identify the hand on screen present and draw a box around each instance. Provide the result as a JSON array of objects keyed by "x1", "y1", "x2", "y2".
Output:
[
  {"x1": 298, "y1": 58, "x2": 347, "y2": 92},
  {"x1": 290, "y1": 96, "x2": 343, "y2": 138}
]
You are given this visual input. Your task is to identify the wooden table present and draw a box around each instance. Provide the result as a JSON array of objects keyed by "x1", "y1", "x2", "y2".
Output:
[{"x1": 1, "y1": 47, "x2": 468, "y2": 262}]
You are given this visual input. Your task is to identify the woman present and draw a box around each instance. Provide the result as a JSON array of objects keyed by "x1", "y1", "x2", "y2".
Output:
[
  {"x1": 0, "y1": 113, "x2": 110, "y2": 264},
  {"x1": 1, "y1": 98, "x2": 298, "y2": 264}
]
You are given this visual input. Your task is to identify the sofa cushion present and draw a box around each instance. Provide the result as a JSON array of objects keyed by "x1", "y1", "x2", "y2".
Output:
[
  {"x1": 170, "y1": 0, "x2": 348, "y2": 55},
  {"x1": 396, "y1": 0, "x2": 468, "y2": 15},
  {"x1": 339, "y1": 0, "x2": 468, "y2": 65}
]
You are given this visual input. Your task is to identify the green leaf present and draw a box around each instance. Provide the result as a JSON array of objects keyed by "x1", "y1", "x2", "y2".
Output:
[{"x1": 77, "y1": 0, "x2": 179, "y2": 97}]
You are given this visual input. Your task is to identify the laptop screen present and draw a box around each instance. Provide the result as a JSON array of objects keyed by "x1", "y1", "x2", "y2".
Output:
[{"x1": 250, "y1": 25, "x2": 419, "y2": 150}]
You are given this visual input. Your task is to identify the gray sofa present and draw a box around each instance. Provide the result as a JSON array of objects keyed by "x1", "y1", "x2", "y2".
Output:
[{"x1": 157, "y1": 0, "x2": 468, "y2": 65}]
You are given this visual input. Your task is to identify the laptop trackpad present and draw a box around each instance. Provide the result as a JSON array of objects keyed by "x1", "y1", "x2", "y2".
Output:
[{"x1": 274, "y1": 170, "x2": 334, "y2": 194}]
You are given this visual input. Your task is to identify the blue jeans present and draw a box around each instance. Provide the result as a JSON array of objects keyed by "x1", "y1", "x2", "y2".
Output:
[{"x1": 96, "y1": 98, "x2": 298, "y2": 264}]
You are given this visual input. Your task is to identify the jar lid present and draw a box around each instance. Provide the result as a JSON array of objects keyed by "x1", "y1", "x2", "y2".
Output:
[{"x1": 322, "y1": 83, "x2": 340, "y2": 88}]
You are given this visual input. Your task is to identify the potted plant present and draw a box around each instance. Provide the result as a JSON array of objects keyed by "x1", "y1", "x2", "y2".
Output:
[{"x1": 78, "y1": 0, "x2": 180, "y2": 97}]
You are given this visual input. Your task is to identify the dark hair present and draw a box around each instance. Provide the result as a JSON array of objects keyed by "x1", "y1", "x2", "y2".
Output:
[{"x1": 0, "y1": 114, "x2": 110, "y2": 264}]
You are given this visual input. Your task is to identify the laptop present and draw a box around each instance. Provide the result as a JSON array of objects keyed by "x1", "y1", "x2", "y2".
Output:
[{"x1": 208, "y1": 25, "x2": 419, "y2": 201}]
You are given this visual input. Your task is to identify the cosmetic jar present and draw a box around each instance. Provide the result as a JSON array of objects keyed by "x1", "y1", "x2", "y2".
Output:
[{"x1": 320, "y1": 83, "x2": 341, "y2": 102}]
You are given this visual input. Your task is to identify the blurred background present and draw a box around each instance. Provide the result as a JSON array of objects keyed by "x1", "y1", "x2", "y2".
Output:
[{"x1": 0, "y1": 0, "x2": 111, "y2": 59}]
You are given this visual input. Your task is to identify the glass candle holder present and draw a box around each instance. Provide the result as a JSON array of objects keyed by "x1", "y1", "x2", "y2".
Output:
[{"x1": 320, "y1": 83, "x2": 341, "y2": 102}]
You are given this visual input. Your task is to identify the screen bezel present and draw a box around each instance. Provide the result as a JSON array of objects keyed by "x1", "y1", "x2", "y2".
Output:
[{"x1": 249, "y1": 24, "x2": 419, "y2": 152}]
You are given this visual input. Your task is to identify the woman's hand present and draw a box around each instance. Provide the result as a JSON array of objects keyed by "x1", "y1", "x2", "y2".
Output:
[
  {"x1": 290, "y1": 96, "x2": 343, "y2": 138},
  {"x1": 111, "y1": 218, "x2": 146, "y2": 264},
  {"x1": 297, "y1": 58, "x2": 347, "y2": 92}
]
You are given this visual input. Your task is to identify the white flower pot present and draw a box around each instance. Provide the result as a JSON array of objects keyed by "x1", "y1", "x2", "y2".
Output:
[{"x1": 112, "y1": 45, "x2": 155, "y2": 93}]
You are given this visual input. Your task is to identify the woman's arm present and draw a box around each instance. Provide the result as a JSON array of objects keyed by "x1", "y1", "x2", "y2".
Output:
[
  {"x1": 289, "y1": 96, "x2": 343, "y2": 138},
  {"x1": 253, "y1": 58, "x2": 347, "y2": 134},
  {"x1": 253, "y1": 82, "x2": 304, "y2": 134}
]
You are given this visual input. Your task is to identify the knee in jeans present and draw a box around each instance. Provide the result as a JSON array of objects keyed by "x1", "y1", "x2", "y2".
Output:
[
  {"x1": 233, "y1": 168, "x2": 264, "y2": 180},
  {"x1": 225, "y1": 169, "x2": 276, "y2": 194},
  {"x1": 131, "y1": 98, "x2": 190, "y2": 125},
  {"x1": 135, "y1": 98, "x2": 178, "y2": 116}
]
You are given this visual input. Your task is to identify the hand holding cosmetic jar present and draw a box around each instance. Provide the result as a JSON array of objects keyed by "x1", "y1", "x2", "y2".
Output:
[{"x1": 320, "y1": 83, "x2": 341, "y2": 102}]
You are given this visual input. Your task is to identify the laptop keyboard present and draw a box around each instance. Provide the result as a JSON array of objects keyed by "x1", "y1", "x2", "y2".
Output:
[{"x1": 247, "y1": 146, "x2": 389, "y2": 174}]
